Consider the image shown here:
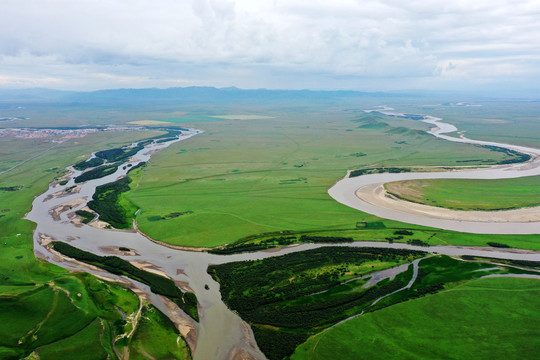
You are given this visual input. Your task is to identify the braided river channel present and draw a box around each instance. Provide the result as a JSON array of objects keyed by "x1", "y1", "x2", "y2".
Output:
[{"x1": 26, "y1": 109, "x2": 540, "y2": 360}]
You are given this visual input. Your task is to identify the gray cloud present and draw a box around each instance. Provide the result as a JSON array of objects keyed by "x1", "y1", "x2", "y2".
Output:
[{"x1": 1, "y1": 0, "x2": 539, "y2": 94}]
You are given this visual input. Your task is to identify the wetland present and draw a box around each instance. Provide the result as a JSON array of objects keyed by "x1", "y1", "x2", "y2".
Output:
[{"x1": 3, "y1": 94, "x2": 540, "y2": 359}]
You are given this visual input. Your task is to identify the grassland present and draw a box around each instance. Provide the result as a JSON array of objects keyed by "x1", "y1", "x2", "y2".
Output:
[
  {"x1": 385, "y1": 176, "x2": 540, "y2": 211},
  {"x1": 5, "y1": 99, "x2": 540, "y2": 250},
  {"x1": 87, "y1": 177, "x2": 138, "y2": 229},
  {"x1": 51, "y1": 241, "x2": 199, "y2": 321},
  {"x1": 291, "y1": 277, "x2": 540, "y2": 360},
  {"x1": 414, "y1": 100, "x2": 540, "y2": 148},
  {"x1": 209, "y1": 247, "x2": 425, "y2": 360},
  {"x1": 0, "y1": 272, "x2": 139, "y2": 359},
  {"x1": 3, "y1": 97, "x2": 540, "y2": 358},
  {"x1": 122, "y1": 304, "x2": 191, "y2": 360},
  {"x1": 208, "y1": 250, "x2": 525, "y2": 360},
  {"x1": 126, "y1": 110, "x2": 522, "y2": 248},
  {"x1": 0, "y1": 129, "x2": 195, "y2": 359}
]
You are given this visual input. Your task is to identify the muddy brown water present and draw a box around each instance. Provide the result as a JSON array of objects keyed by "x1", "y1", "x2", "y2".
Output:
[
  {"x1": 329, "y1": 108, "x2": 540, "y2": 234},
  {"x1": 26, "y1": 115, "x2": 540, "y2": 359}
]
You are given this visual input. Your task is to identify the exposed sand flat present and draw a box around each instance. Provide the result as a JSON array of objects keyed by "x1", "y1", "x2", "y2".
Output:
[
  {"x1": 356, "y1": 184, "x2": 540, "y2": 223},
  {"x1": 70, "y1": 216, "x2": 83, "y2": 227},
  {"x1": 98, "y1": 245, "x2": 138, "y2": 256},
  {"x1": 38, "y1": 233, "x2": 55, "y2": 246},
  {"x1": 160, "y1": 295, "x2": 198, "y2": 352},
  {"x1": 174, "y1": 280, "x2": 194, "y2": 293},
  {"x1": 225, "y1": 319, "x2": 262, "y2": 360},
  {"x1": 70, "y1": 205, "x2": 95, "y2": 228},
  {"x1": 88, "y1": 218, "x2": 112, "y2": 229},
  {"x1": 130, "y1": 260, "x2": 171, "y2": 278},
  {"x1": 45, "y1": 184, "x2": 82, "y2": 201},
  {"x1": 228, "y1": 347, "x2": 259, "y2": 360},
  {"x1": 54, "y1": 170, "x2": 74, "y2": 185},
  {"x1": 49, "y1": 198, "x2": 86, "y2": 221}
]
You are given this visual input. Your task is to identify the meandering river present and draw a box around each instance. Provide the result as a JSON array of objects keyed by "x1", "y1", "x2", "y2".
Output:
[
  {"x1": 26, "y1": 111, "x2": 540, "y2": 360},
  {"x1": 329, "y1": 107, "x2": 540, "y2": 234}
]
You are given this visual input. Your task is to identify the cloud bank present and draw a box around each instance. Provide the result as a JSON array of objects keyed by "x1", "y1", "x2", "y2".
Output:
[{"x1": 1, "y1": 0, "x2": 539, "y2": 94}]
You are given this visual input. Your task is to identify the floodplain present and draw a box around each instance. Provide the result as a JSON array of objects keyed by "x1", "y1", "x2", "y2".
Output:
[{"x1": 2, "y1": 91, "x2": 540, "y2": 359}]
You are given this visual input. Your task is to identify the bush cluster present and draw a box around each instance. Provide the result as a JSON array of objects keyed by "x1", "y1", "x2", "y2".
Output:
[{"x1": 52, "y1": 241, "x2": 199, "y2": 321}]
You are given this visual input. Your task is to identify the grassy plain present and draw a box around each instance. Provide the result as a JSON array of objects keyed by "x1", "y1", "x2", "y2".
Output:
[
  {"x1": 392, "y1": 100, "x2": 540, "y2": 148},
  {"x1": 209, "y1": 251, "x2": 532, "y2": 360},
  {"x1": 127, "y1": 110, "x2": 521, "y2": 247},
  {"x1": 0, "y1": 129, "x2": 183, "y2": 359},
  {"x1": 385, "y1": 176, "x2": 540, "y2": 210},
  {"x1": 291, "y1": 277, "x2": 540, "y2": 360},
  {"x1": 209, "y1": 247, "x2": 425, "y2": 360},
  {"x1": 2, "y1": 96, "x2": 540, "y2": 359},
  {"x1": 214, "y1": 226, "x2": 540, "y2": 252},
  {"x1": 0, "y1": 273, "x2": 139, "y2": 359}
]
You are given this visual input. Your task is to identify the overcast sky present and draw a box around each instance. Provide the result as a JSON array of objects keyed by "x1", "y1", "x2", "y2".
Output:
[{"x1": 1, "y1": 0, "x2": 539, "y2": 94}]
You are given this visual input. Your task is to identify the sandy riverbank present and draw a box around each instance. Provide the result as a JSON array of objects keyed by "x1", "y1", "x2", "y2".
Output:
[
  {"x1": 37, "y1": 234, "x2": 199, "y2": 353},
  {"x1": 49, "y1": 198, "x2": 86, "y2": 221},
  {"x1": 356, "y1": 184, "x2": 540, "y2": 223}
]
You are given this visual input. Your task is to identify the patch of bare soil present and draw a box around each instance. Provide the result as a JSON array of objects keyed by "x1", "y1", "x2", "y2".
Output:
[
  {"x1": 49, "y1": 198, "x2": 86, "y2": 221},
  {"x1": 98, "y1": 246, "x2": 139, "y2": 256},
  {"x1": 160, "y1": 295, "x2": 198, "y2": 353}
]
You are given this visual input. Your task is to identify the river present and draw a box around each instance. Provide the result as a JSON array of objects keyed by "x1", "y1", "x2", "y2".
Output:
[
  {"x1": 329, "y1": 107, "x2": 540, "y2": 234},
  {"x1": 26, "y1": 111, "x2": 540, "y2": 360}
]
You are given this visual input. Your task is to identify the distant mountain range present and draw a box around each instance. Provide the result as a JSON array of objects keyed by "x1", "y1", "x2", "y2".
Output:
[{"x1": 0, "y1": 86, "x2": 454, "y2": 105}]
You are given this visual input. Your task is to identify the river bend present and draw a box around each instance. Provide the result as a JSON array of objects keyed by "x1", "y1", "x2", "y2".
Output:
[
  {"x1": 26, "y1": 113, "x2": 540, "y2": 360},
  {"x1": 329, "y1": 107, "x2": 540, "y2": 234}
]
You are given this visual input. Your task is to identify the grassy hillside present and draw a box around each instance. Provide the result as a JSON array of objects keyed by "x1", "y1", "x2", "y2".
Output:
[
  {"x1": 291, "y1": 277, "x2": 540, "y2": 360},
  {"x1": 125, "y1": 305, "x2": 191, "y2": 360},
  {"x1": 209, "y1": 251, "x2": 532, "y2": 360},
  {"x1": 0, "y1": 129, "x2": 191, "y2": 359}
]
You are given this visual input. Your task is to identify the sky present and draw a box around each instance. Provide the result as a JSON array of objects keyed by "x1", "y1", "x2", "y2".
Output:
[{"x1": 1, "y1": 0, "x2": 539, "y2": 95}]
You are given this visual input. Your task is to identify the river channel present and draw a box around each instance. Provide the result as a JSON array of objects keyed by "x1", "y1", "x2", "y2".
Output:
[
  {"x1": 329, "y1": 107, "x2": 540, "y2": 234},
  {"x1": 26, "y1": 112, "x2": 540, "y2": 360}
]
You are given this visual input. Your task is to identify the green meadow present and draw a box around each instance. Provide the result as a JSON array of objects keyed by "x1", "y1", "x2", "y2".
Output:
[
  {"x1": 393, "y1": 100, "x2": 540, "y2": 148},
  {"x1": 209, "y1": 250, "x2": 538, "y2": 360},
  {"x1": 385, "y1": 176, "x2": 540, "y2": 211},
  {"x1": 127, "y1": 110, "x2": 521, "y2": 247},
  {"x1": 0, "y1": 129, "x2": 193, "y2": 359},
  {"x1": 209, "y1": 247, "x2": 426, "y2": 360},
  {"x1": 291, "y1": 276, "x2": 540, "y2": 360},
  {"x1": 125, "y1": 305, "x2": 191, "y2": 360},
  {"x1": 2, "y1": 96, "x2": 540, "y2": 359}
]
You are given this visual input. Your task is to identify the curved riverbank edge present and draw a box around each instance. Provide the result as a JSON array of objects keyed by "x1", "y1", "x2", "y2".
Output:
[
  {"x1": 356, "y1": 183, "x2": 540, "y2": 223},
  {"x1": 27, "y1": 128, "x2": 268, "y2": 360},
  {"x1": 329, "y1": 107, "x2": 540, "y2": 234},
  {"x1": 37, "y1": 233, "x2": 200, "y2": 352},
  {"x1": 27, "y1": 119, "x2": 540, "y2": 360},
  {"x1": 136, "y1": 227, "x2": 213, "y2": 252}
]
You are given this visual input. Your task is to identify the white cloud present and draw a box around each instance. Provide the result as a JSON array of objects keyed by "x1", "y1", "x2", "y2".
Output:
[{"x1": 0, "y1": 0, "x2": 539, "y2": 93}]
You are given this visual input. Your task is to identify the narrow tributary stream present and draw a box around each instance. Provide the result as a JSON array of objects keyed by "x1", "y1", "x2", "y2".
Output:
[{"x1": 26, "y1": 113, "x2": 540, "y2": 359}]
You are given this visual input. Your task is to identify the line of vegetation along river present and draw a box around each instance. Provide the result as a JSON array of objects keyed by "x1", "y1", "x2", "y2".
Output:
[
  {"x1": 25, "y1": 109, "x2": 540, "y2": 360},
  {"x1": 329, "y1": 107, "x2": 540, "y2": 234}
]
